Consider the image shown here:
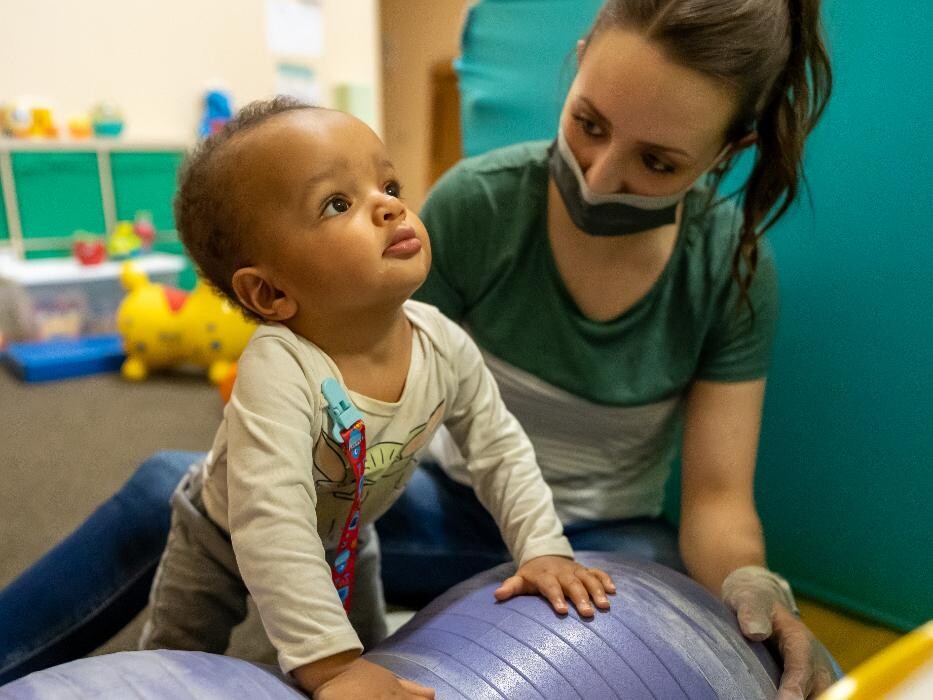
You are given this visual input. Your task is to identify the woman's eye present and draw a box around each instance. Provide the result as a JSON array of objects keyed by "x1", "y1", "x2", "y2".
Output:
[
  {"x1": 323, "y1": 197, "x2": 350, "y2": 218},
  {"x1": 643, "y1": 154, "x2": 676, "y2": 174},
  {"x1": 384, "y1": 180, "x2": 402, "y2": 198},
  {"x1": 574, "y1": 115, "x2": 604, "y2": 138}
]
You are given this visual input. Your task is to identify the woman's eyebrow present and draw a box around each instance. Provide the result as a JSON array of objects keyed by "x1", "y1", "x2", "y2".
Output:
[
  {"x1": 637, "y1": 140, "x2": 693, "y2": 159},
  {"x1": 576, "y1": 97, "x2": 610, "y2": 125}
]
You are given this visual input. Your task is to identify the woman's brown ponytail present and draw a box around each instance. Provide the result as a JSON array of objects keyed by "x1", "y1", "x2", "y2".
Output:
[{"x1": 731, "y1": 0, "x2": 833, "y2": 308}]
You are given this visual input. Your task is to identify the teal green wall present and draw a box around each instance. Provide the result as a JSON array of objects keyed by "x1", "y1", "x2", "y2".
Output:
[
  {"x1": 458, "y1": 0, "x2": 600, "y2": 157},
  {"x1": 740, "y1": 0, "x2": 932, "y2": 630},
  {"x1": 459, "y1": 0, "x2": 932, "y2": 629}
]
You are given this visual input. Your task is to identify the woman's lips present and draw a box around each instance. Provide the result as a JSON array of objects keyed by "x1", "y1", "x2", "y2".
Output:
[{"x1": 383, "y1": 227, "x2": 422, "y2": 257}]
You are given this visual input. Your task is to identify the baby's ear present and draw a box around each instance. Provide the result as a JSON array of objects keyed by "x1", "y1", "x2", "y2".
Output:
[{"x1": 231, "y1": 266, "x2": 297, "y2": 321}]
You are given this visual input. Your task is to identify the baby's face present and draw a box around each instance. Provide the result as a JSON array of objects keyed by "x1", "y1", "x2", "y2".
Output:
[{"x1": 232, "y1": 109, "x2": 431, "y2": 323}]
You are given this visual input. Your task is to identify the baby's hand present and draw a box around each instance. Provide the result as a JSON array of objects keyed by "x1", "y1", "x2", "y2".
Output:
[
  {"x1": 295, "y1": 653, "x2": 434, "y2": 699},
  {"x1": 494, "y1": 555, "x2": 616, "y2": 617},
  {"x1": 312, "y1": 658, "x2": 434, "y2": 699}
]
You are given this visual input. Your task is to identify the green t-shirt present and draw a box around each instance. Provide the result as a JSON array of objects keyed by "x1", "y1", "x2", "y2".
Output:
[{"x1": 414, "y1": 141, "x2": 778, "y2": 407}]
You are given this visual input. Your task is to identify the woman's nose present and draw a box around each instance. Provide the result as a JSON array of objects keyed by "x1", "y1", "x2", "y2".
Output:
[{"x1": 584, "y1": 149, "x2": 629, "y2": 195}]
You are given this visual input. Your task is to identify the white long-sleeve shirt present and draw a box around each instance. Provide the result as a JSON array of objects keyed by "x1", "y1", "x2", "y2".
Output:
[{"x1": 200, "y1": 300, "x2": 572, "y2": 673}]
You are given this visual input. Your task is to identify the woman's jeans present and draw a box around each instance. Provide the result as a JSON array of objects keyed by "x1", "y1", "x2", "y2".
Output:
[
  {"x1": 376, "y1": 461, "x2": 682, "y2": 608},
  {"x1": 0, "y1": 451, "x2": 199, "y2": 685},
  {"x1": 0, "y1": 455, "x2": 680, "y2": 685}
]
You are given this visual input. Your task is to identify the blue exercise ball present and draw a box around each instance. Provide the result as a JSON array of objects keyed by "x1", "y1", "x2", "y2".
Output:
[{"x1": 0, "y1": 554, "x2": 779, "y2": 699}]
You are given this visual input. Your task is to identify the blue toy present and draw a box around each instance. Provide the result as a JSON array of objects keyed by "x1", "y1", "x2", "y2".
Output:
[
  {"x1": 4, "y1": 334, "x2": 125, "y2": 383},
  {"x1": 198, "y1": 90, "x2": 233, "y2": 138}
]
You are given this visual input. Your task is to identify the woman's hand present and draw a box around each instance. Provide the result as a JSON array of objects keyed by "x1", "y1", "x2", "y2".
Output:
[
  {"x1": 767, "y1": 606, "x2": 838, "y2": 700},
  {"x1": 722, "y1": 566, "x2": 837, "y2": 699},
  {"x1": 493, "y1": 555, "x2": 615, "y2": 617}
]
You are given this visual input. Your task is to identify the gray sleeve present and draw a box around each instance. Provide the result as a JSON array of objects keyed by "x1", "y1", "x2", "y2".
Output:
[{"x1": 697, "y1": 243, "x2": 779, "y2": 382}]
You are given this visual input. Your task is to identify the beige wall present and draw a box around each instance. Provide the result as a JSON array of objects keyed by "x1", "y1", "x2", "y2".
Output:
[
  {"x1": 0, "y1": 0, "x2": 381, "y2": 142},
  {"x1": 381, "y1": 0, "x2": 468, "y2": 210},
  {"x1": 0, "y1": 0, "x2": 466, "y2": 182}
]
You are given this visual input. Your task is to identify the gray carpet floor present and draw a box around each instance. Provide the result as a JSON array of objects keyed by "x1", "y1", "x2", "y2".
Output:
[{"x1": 0, "y1": 366, "x2": 223, "y2": 656}]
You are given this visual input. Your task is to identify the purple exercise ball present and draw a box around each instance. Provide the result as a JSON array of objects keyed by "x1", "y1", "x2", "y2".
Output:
[
  {"x1": 0, "y1": 650, "x2": 301, "y2": 699},
  {"x1": 0, "y1": 554, "x2": 779, "y2": 699},
  {"x1": 369, "y1": 553, "x2": 780, "y2": 699}
]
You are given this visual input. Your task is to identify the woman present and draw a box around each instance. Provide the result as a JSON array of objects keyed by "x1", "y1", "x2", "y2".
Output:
[{"x1": 376, "y1": 0, "x2": 836, "y2": 697}]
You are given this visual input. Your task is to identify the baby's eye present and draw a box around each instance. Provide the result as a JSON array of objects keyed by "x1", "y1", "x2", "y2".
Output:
[
  {"x1": 643, "y1": 153, "x2": 676, "y2": 174},
  {"x1": 323, "y1": 197, "x2": 351, "y2": 218},
  {"x1": 384, "y1": 180, "x2": 402, "y2": 198},
  {"x1": 573, "y1": 114, "x2": 604, "y2": 138}
]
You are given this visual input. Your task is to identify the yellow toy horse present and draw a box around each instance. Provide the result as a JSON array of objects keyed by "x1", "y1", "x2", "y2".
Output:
[{"x1": 116, "y1": 263, "x2": 256, "y2": 383}]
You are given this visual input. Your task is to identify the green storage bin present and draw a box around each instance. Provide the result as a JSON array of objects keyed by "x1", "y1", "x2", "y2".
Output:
[
  {"x1": 0, "y1": 178, "x2": 8, "y2": 242},
  {"x1": 111, "y1": 151, "x2": 184, "y2": 231},
  {"x1": 11, "y1": 151, "x2": 105, "y2": 259},
  {"x1": 111, "y1": 151, "x2": 197, "y2": 289}
]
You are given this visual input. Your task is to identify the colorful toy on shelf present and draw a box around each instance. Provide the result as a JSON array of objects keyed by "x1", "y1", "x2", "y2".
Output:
[
  {"x1": 1, "y1": 101, "x2": 36, "y2": 138},
  {"x1": 72, "y1": 232, "x2": 107, "y2": 265},
  {"x1": 116, "y1": 263, "x2": 257, "y2": 383},
  {"x1": 90, "y1": 102, "x2": 124, "y2": 138},
  {"x1": 133, "y1": 211, "x2": 156, "y2": 251},
  {"x1": 107, "y1": 221, "x2": 143, "y2": 260},
  {"x1": 66, "y1": 114, "x2": 93, "y2": 139},
  {"x1": 199, "y1": 89, "x2": 233, "y2": 138},
  {"x1": 28, "y1": 106, "x2": 58, "y2": 138},
  {"x1": 0, "y1": 100, "x2": 60, "y2": 139}
]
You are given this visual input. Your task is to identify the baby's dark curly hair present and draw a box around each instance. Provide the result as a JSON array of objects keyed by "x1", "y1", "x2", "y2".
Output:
[{"x1": 174, "y1": 96, "x2": 318, "y2": 316}]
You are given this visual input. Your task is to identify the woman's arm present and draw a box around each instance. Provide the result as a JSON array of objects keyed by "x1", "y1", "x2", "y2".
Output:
[
  {"x1": 679, "y1": 377, "x2": 838, "y2": 697},
  {"x1": 679, "y1": 377, "x2": 767, "y2": 592}
]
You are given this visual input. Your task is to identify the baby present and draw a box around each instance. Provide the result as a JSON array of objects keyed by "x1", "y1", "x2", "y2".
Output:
[{"x1": 140, "y1": 97, "x2": 614, "y2": 698}]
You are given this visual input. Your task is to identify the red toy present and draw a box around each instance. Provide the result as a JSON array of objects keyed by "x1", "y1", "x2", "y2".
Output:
[
  {"x1": 72, "y1": 235, "x2": 107, "y2": 265},
  {"x1": 133, "y1": 211, "x2": 156, "y2": 250}
]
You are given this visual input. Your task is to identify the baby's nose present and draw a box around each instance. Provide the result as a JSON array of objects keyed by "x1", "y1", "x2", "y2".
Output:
[{"x1": 374, "y1": 196, "x2": 404, "y2": 224}]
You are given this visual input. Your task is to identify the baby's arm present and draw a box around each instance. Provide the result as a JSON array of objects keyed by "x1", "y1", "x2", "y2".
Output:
[
  {"x1": 439, "y1": 321, "x2": 615, "y2": 615},
  {"x1": 225, "y1": 337, "x2": 359, "y2": 669}
]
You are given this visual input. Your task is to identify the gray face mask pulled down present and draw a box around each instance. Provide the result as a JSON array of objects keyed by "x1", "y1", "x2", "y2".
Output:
[{"x1": 548, "y1": 130, "x2": 684, "y2": 237}]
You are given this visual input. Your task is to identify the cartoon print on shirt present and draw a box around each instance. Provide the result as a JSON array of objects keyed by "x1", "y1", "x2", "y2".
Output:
[{"x1": 312, "y1": 399, "x2": 446, "y2": 500}]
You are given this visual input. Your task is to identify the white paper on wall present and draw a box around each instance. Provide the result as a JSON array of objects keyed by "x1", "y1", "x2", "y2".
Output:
[{"x1": 266, "y1": 0, "x2": 323, "y2": 57}]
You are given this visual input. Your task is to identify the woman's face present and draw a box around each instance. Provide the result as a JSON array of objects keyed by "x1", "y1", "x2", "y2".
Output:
[{"x1": 561, "y1": 28, "x2": 740, "y2": 197}]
